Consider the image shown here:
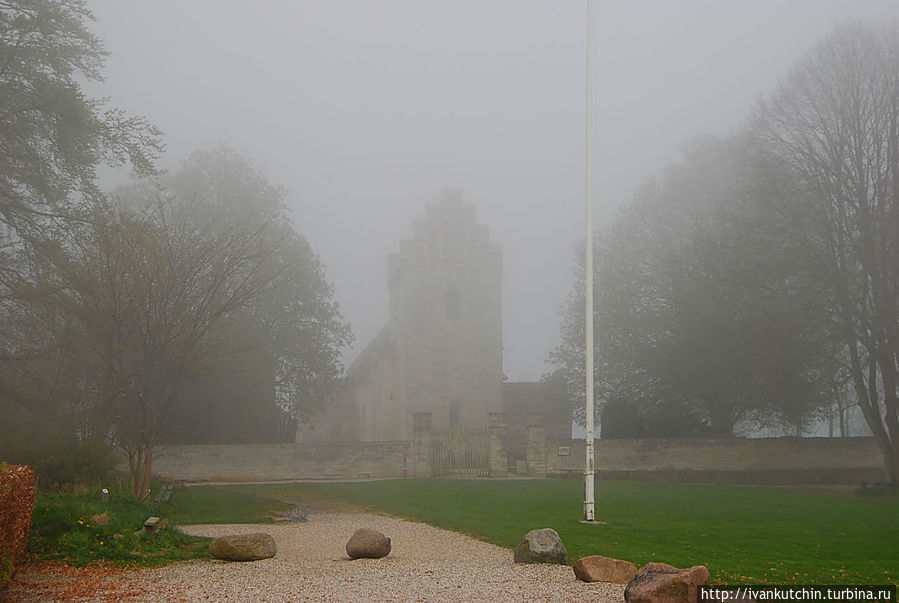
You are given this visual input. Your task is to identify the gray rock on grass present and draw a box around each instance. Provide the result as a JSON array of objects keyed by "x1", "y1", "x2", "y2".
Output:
[{"x1": 513, "y1": 528, "x2": 567, "y2": 564}]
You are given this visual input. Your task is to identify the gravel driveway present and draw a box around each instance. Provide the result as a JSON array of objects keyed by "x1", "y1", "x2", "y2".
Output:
[{"x1": 4, "y1": 510, "x2": 625, "y2": 602}]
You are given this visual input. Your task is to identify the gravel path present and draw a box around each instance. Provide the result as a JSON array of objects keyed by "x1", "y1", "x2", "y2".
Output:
[{"x1": 5, "y1": 511, "x2": 625, "y2": 602}]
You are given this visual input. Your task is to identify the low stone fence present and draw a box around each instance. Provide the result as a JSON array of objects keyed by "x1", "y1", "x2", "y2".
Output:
[
  {"x1": 153, "y1": 411, "x2": 511, "y2": 482},
  {"x1": 524, "y1": 412, "x2": 884, "y2": 485},
  {"x1": 152, "y1": 441, "x2": 414, "y2": 482},
  {"x1": 151, "y1": 414, "x2": 886, "y2": 486},
  {"x1": 0, "y1": 463, "x2": 36, "y2": 590}
]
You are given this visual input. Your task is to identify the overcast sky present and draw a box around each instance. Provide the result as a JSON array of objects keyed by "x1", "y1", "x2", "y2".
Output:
[{"x1": 85, "y1": 0, "x2": 899, "y2": 381}]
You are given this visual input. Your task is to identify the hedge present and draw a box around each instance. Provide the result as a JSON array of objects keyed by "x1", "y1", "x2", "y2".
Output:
[{"x1": 0, "y1": 463, "x2": 36, "y2": 590}]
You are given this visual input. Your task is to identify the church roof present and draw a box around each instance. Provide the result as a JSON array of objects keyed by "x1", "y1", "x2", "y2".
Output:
[{"x1": 346, "y1": 323, "x2": 393, "y2": 383}]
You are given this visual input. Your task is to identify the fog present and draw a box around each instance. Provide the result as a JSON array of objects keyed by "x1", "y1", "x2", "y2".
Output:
[{"x1": 85, "y1": 0, "x2": 898, "y2": 381}]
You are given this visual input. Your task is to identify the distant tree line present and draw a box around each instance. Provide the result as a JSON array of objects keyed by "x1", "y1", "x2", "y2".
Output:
[
  {"x1": 551, "y1": 21, "x2": 899, "y2": 484},
  {"x1": 0, "y1": 1, "x2": 351, "y2": 498}
]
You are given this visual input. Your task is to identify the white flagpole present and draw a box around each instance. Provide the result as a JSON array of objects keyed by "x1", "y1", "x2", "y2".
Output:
[{"x1": 584, "y1": 0, "x2": 596, "y2": 523}]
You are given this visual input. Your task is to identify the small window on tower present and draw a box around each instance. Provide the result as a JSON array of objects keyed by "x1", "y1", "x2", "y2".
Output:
[{"x1": 445, "y1": 288, "x2": 461, "y2": 319}]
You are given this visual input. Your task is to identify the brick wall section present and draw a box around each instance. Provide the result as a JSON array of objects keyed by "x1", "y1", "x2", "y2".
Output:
[
  {"x1": 538, "y1": 437, "x2": 885, "y2": 485},
  {"x1": 152, "y1": 442, "x2": 413, "y2": 482},
  {"x1": 0, "y1": 464, "x2": 36, "y2": 589}
]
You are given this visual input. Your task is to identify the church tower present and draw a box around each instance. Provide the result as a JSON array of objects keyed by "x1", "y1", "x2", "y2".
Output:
[
  {"x1": 346, "y1": 189, "x2": 503, "y2": 441},
  {"x1": 387, "y1": 189, "x2": 502, "y2": 437}
]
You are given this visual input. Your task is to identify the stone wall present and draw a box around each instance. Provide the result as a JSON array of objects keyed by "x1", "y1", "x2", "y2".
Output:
[
  {"x1": 529, "y1": 435, "x2": 885, "y2": 485},
  {"x1": 152, "y1": 441, "x2": 413, "y2": 482},
  {"x1": 151, "y1": 429, "x2": 886, "y2": 485},
  {"x1": 154, "y1": 411, "x2": 508, "y2": 482}
]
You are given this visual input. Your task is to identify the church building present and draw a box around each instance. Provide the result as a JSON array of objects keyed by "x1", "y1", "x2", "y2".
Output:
[
  {"x1": 346, "y1": 189, "x2": 503, "y2": 441},
  {"x1": 301, "y1": 189, "x2": 571, "y2": 446}
]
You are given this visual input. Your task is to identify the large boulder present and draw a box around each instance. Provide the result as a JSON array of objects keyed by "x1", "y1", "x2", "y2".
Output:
[
  {"x1": 573, "y1": 555, "x2": 637, "y2": 583},
  {"x1": 346, "y1": 528, "x2": 391, "y2": 559},
  {"x1": 624, "y1": 562, "x2": 710, "y2": 603},
  {"x1": 209, "y1": 533, "x2": 277, "y2": 561},
  {"x1": 513, "y1": 528, "x2": 567, "y2": 564}
]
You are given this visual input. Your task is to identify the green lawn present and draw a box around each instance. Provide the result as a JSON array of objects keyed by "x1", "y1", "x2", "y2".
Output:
[
  {"x1": 28, "y1": 488, "x2": 212, "y2": 568},
  {"x1": 172, "y1": 479, "x2": 898, "y2": 586},
  {"x1": 166, "y1": 484, "x2": 292, "y2": 525}
]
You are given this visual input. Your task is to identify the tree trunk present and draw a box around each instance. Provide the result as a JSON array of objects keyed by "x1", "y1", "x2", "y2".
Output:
[
  {"x1": 127, "y1": 443, "x2": 154, "y2": 500},
  {"x1": 887, "y1": 442, "x2": 899, "y2": 485},
  {"x1": 878, "y1": 353, "x2": 899, "y2": 484}
]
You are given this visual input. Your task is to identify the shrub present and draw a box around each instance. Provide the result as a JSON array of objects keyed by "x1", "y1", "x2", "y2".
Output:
[
  {"x1": 0, "y1": 463, "x2": 36, "y2": 590},
  {"x1": 29, "y1": 438, "x2": 121, "y2": 492}
]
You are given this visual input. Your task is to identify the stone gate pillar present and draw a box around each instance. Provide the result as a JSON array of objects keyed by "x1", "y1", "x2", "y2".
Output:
[
  {"x1": 488, "y1": 411, "x2": 509, "y2": 477},
  {"x1": 411, "y1": 411, "x2": 432, "y2": 478},
  {"x1": 526, "y1": 410, "x2": 547, "y2": 477}
]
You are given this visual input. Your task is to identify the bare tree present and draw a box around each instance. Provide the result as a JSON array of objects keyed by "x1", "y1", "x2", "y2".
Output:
[
  {"x1": 752, "y1": 21, "x2": 899, "y2": 482},
  {"x1": 34, "y1": 199, "x2": 272, "y2": 498},
  {"x1": 165, "y1": 148, "x2": 352, "y2": 430}
]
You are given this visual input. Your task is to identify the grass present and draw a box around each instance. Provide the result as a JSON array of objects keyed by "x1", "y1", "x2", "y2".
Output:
[
  {"x1": 166, "y1": 484, "x2": 292, "y2": 525},
  {"x1": 27, "y1": 480, "x2": 294, "y2": 568},
  {"x1": 178, "y1": 478, "x2": 898, "y2": 586},
  {"x1": 29, "y1": 486, "x2": 213, "y2": 567},
  {"x1": 28, "y1": 478, "x2": 898, "y2": 586}
]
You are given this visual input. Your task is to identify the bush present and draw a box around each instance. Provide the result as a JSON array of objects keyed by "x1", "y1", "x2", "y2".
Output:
[
  {"x1": 31, "y1": 438, "x2": 121, "y2": 491},
  {"x1": 0, "y1": 463, "x2": 36, "y2": 590},
  {"x1": 0, "y1": 402, "x2": 119, "y2": 491}
]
